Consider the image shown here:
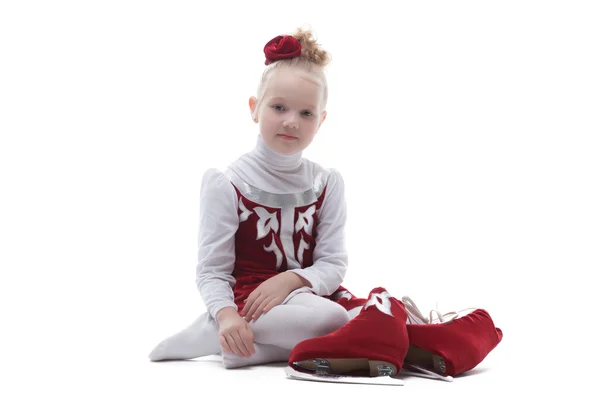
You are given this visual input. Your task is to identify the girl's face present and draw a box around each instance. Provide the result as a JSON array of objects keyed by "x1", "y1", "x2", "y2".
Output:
[{"x1": 250, "y1": 68, "x2": 327, "y2": 155}]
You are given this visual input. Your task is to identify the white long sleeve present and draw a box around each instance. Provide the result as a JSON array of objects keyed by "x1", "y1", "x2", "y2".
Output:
[
  {"x1": 287, "y1": 169, "x2": 348, "y2": 296},
  {"x1": 195, "y1": 168, "x2": 239, "y2": 320}
]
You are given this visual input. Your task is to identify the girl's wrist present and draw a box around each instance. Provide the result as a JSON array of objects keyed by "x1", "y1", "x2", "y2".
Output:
[
  {"x1": 284, "y1": 271, "x2": 311, "y2": 291},
  {"x1": 216, "y1": 306, "x2": 238, "y2": 325}
]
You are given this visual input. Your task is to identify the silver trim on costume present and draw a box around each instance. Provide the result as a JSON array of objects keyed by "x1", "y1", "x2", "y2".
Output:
[{"x1": 224, "y1": 169, "x2": 328, "y2": 208}]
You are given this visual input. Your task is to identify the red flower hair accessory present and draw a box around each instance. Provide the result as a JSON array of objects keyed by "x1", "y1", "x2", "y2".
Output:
[{"x1": 264, "y1": 35, "x2": 302, "y2": 65}]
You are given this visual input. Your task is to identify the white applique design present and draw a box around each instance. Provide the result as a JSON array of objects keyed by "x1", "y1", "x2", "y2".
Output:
[
  {"x1": 294, "y1": 205, "x2": 316, "y2": 266},
  {"x1": 295, "y1": 205, "x2": 316, "y2": 234},
  {"x1": 363, "y1": 291, "x2": 393, "y2": 317},
  {"x1": 296, "y1": 237, "x2": 310, "y2": 266},
  {"x1": 238, "y1": 198, "x2": 252, "y2": 222},
  {"x1": 263, "y1": 232, "x2": 283, "y2": 269},
  {"x1": 254, "y1": 207, "x2": 279, "y2": 240},
  {"x1": 332, "y1": 290, "x2": 352, "y2": 301}
]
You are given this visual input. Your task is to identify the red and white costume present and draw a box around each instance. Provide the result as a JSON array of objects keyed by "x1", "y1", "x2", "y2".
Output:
[
  {"x1": 149, "y1": 135, "x2": 357, "y2": 365},
  {"x1": 196, "y1": 134, "x2": 352, "y2": 320}
]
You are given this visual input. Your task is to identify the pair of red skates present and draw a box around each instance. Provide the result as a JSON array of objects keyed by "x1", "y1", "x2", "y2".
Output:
[{"x1": 288, "y1": 287, "x2": 503, "y2": 381}]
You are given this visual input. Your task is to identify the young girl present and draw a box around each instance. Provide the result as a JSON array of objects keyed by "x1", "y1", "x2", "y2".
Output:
[{"x1": 148, "y1": 27, "x2": 363, "y2": 369}]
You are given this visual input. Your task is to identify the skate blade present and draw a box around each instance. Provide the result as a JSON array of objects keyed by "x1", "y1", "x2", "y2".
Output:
[
  {"x1": 284, "y1": 366, "x2": 404, "y2": 386},
  {"x1": 292, "y1": 358, "x2": 397, "y2": 377},
  {"x1": 401, "y1": 363, "x2": 453, "y2": 382}
]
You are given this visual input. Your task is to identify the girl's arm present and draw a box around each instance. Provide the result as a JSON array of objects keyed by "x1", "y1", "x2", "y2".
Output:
[
  {"x1": 195, "y1": 168, "x2": 239, "y2": 320},
  {"x1": 289, "y1": 168, "x2": 348, "y2": 296}
]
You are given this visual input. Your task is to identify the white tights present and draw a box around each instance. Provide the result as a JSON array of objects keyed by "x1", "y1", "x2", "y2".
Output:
[{"x1": 148, "y1": 293, "x2": 352, "y2": 369}]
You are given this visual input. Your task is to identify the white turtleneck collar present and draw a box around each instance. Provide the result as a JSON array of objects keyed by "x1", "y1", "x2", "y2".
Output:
[
  {"x1": 253, "y1": 135, "x2": 303, "y2": 172},
  {"x1": 227, "y1": 135, "x2": 313, "y2": 194}
]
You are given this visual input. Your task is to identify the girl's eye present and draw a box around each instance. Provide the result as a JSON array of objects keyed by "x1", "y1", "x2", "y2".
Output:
[{"x1": 272, "y1": 105, "x2": 312, "y2": 116}]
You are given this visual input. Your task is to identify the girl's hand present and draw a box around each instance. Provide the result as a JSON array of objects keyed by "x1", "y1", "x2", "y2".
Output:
[
  {"x1": 241, "y1": 271, "x2": 308, "y2": 322},
  {"x1": 216, "y1": 308, "x2": 255, "y2": 358}
]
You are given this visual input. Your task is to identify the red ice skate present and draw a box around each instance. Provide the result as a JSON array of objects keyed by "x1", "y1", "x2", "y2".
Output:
[
  {"x1": 289, "y1": 287, "x2": 409, "y2": 377},
  {"x1": 402, "y1": 296, "x2": 504, "y2": 377}
]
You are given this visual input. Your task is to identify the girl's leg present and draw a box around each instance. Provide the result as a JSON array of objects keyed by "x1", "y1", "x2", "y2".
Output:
[
  {"x1": 148, "y1": 312, "x2": 220, "y2": 361},
  {"x1": 252, "y1": 292, "x2": 351, "y2": 348},
  {"x1": 348, "y1": 305, "x2": 363, "y2": 319},
  {"x1": 221, "y1": 293, "x2": 350, "y2": 369},
  {"x1": 149, "y1": 293, "x2": 352, "y2": 365},
  {"x1": 221, "y1": 343, "x2": 290, "y2": 369}
]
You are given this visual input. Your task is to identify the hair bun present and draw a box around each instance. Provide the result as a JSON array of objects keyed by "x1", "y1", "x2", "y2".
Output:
[{"x1": 264, "y1": 35, "x2": 302, "y2": 65}]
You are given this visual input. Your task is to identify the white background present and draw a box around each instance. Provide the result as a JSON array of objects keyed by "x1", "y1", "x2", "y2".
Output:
[{"x1": 1, "y1": 0, "x2": 598, "y2": 398}]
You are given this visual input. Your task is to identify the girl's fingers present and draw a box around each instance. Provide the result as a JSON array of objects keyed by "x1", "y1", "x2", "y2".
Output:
[
  {"x1": 241, "y1": 294, "x2": 255, "y2": 316},
  {"x1": 244, "y1": 294, "x2": 264, "y2": 321},
  {"x1": 241, "y1": 324, "x2": 255, "y2": 354},
  {"x1": 225, "y1": 333, "x2": 244, "y2": 358},
  {"x1": 219, "y1": 334, "x2": 232, "y2": 354},
  {"x1": 262, "y1": 297, "x2": 281, "y2": 315},
  {"x1": 252, "y1": 297, "x2": 273, "y2": 321},
  {"x1": 233, "y1": 331, "x2": 252, "y2": 357}
]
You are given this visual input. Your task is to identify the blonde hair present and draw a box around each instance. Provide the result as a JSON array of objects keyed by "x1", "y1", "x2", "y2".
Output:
[{"x1": 252, "y1": 27, "x2": 331, "y2": 120}]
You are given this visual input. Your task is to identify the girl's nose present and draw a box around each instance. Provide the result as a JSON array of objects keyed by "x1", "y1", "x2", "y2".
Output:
[{"x1": 283, "y1": 118, "x2": 299, "y2": 129}]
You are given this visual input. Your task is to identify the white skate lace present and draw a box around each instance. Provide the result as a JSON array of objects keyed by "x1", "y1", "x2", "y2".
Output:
[{"x1": 401, "y1": 296, "x2": 476, "y2": 325}]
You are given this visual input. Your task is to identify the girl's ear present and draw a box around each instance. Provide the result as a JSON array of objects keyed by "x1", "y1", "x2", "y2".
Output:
[
  {"x1": 317, "y1": 110, "x2": 327, "y2": 130},
  {"x1": 249, "y1": 96, "x2": 258, "y2": 122}
]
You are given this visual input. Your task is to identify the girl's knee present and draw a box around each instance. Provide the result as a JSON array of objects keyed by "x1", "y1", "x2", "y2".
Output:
[{"x1": 317, "y1": 303, "x2": 350, "y2": 335}]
